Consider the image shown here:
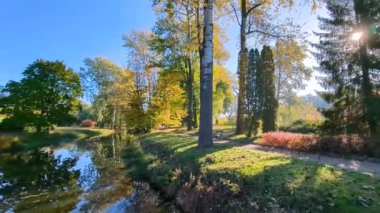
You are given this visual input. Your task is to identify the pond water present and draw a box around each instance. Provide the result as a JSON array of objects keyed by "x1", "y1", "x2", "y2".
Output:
[{"x1": 0, "y1": 134, "x2": 174, "y2": 212}]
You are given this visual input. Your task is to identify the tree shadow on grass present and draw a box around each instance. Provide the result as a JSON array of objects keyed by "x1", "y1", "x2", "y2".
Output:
[{"x1": 123, "y1": 132, "x2": 380, "y2": 212}]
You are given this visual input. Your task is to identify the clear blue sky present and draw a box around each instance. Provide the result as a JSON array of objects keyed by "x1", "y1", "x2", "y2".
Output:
[
  {"x1": 0, "y1": 0, "x2": 155, "y2": 85},
  {"x1": 0, "y1": 0, "x2": 325, "y2": 94}
]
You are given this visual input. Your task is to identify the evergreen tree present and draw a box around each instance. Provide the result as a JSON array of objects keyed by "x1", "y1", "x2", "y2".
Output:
[
  {"x1": 314, "y1": 0, "x2": 380, "y2": 135},
  {"x1": 246, "y1": 48, "x2": 263, "y2": 136},
  {"x1": 261, "y1": 46, "x2": 278, "y2": 132}
]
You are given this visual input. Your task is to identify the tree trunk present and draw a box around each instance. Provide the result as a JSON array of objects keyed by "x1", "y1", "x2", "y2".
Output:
[
  {"x1": 236, "y1": 0, "x2": 248, "y2": 135},
  {"x1": 111, "y1": 106, "x2": 116, "y2": 130},
  {"x1": 198, "y1": 0, "x2": 214, "y2": 149},
  {"x1": 193, "y1": 94, "x2": 198, "y2": 128},
  {"x1": 277, "y1": 67, "x2": 282, "y2": 101},
  {"x1": 354, "y1": 0, "x2": 377, "y2": 135},
  {"x1": 359, "y1": 43, "x2": 377, "y2": 135},
  {"x1": 187, "y1": 57, "x2": 194, "y2": 130},
  {"x1": 247, "y1": 116, "x2": 254, "y2": 137}
]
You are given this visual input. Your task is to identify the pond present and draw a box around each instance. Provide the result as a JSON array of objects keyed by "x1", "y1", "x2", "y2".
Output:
[{"x1": 0, "y1": 134, "x2": 175, "y2": 212}]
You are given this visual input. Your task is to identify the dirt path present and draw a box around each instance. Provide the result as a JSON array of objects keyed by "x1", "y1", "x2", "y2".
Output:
[{"x1": 214, "y1": 138, "x2": 380, "y2": 178}]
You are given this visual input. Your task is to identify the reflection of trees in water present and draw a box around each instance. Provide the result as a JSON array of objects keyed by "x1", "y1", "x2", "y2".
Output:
[
  {"x1": 77, "y1": 134, "x2": 135, "y2": 212},
  {"x1": 0, "y1": 150, "x2": 81, "y2": 211}
]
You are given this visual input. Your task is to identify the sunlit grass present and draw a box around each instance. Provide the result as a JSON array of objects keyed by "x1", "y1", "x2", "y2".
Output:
[{"x1": 124, "y1": 132, "x2": 380, "y2": 212}]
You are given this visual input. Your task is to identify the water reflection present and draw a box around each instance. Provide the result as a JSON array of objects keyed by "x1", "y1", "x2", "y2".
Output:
[{"x1": 0, "y1": 134, "x2": 172, "y2": 212}]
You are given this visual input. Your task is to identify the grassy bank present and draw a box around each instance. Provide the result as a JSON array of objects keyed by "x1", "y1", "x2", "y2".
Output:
[
  {"x1": 124, "y1": 132, "x2": 380, "y2": 212},
  {"x1": 0, "y1": 127, "x2": 114, "y2": 152}
]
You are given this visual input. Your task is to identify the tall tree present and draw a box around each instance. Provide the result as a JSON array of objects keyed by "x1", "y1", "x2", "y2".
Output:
[
  {"x1": 0, "y1": 60, "x2": 82, "y2": 132},
  {"x1": 314, "y1": 0, "x2": 380, "y2": 135},
  {"x1": 273, "y1": 39, "x2": 312, "y2": 103},
  {"x1": 261, "y1": 46, "x2": 278, "y2": 132},
  {"x1": 246, "y1": 48, "x2": 264, "y2": 137},
  {"x1": 198, "y1": 0, "x2": 214, "y2": 148},
  {"x1": 353, "y1": 0, "x2": 380, "y2": 135},
  {"x1": 79, "y1": 57, "x2": 123, "y2": 128}
]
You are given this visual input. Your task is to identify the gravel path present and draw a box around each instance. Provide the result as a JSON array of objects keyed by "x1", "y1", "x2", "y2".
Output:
[{"x1": 214, "y1": 138, "x2": 380, "y2": 178}]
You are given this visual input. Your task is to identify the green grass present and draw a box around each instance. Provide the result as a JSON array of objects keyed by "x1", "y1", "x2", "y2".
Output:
[
  {"x1": 124, "y1": 132, "x2": 380, "y2": 212},
  {"x1": 0, "y1": 127, "x2": 114, "y2": 152}
]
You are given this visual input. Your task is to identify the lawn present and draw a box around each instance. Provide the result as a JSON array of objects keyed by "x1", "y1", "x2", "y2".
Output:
[
  {"x1": 124, "y1": 132, "x2": 380, "y2": 212},
  {"x1": 0, "y1": 127, "x2": 114, "y2": 152}
]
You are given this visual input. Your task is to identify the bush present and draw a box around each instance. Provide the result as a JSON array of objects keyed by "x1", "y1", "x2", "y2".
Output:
[
  {"x1": 260, "y1": 132, "x2": 319, "y2": 151},
  {"x1": 260, "y1": 132, "x2": 375, "y2": 156},
  {"x1": 318, "y1": 135, "x2": 365, "y2": 154},
  {"x1": 80, "y1": 119, "x2": 96, "y2": 128},
  {"x1": 279, "y1": 120, "x2": 320, "y2": 134}
]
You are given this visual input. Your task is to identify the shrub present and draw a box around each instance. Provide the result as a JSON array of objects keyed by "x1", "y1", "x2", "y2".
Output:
[
  {"x1": 279, "y1": 120, "x2": 320, "y2": 134},
  {"x1": 260, "y1": 132, "x2": 318, "y2": 151},
  {"x1": 260, "y1": 132, "x2": 371, "y2": 155},
  {"x1": 80, "y1": 119, "x2": 96, "y2": 128},
  {"x1": 318, "y1": 135, "x2": 365, "y2": 154}
]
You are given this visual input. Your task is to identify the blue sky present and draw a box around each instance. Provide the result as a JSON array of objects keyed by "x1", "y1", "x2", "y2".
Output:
[{"x1": 0, "y1": 0, "x2": 325, "y2": 94}]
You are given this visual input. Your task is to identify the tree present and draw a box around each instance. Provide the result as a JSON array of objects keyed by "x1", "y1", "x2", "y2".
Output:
[
  {"x1": 80, "y1": 57, "x2": 123, "y2": 128},
  {"x1": 230, "y1": 0, "x2": 321, "y2": 134},
  {"x1": 246, "y1": 48, "x2": 263, "y2": 137},
  {"x1": 314, "y1": 0, "x2": 380, "y2": 135},
  {"x1": 150, "y1": 71, "x2": 186, "y2": 127},
  {"x1": 261, "y1": 46, "x2": 278, "y2": 132},
  {"x1": 151, "y1": 0, "x2": 230, "y2": 131},
  {"x1": 0, "y1": 60, "x2": 82, "y2": 132},
  {"x1": 213, "y1": 65, "x2": 234, "y2": 124},
  {"x1": 273, "y1": 39, "x2": 312, "y2": 103},
  {"x1": 198, "y1": 0, "x2": 214, "y2": 149}
]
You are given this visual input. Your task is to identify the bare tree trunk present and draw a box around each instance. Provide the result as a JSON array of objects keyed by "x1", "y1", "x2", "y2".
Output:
[
  {"x1": 198, "y1": 0, "x2": 214, "y2": 149},
  {"x1": 236, "y1": 0, "x2": 248, "y2": 135},
  {"x1": 111, "y1": 106, "x2": 116, "y2": 129}
]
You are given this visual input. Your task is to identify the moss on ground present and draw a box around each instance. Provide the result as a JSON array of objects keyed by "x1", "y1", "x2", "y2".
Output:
[{"x1": 124, "y1": 132, "x2": 380, "y2": 212}]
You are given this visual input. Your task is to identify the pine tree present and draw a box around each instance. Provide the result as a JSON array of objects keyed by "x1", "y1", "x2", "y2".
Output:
[
  {"x1": 314, "y1": 0, "x2": 380, "y2": 135},
  {"x1": 261, "y1": 46, "x2": 278, "y2": 132}
]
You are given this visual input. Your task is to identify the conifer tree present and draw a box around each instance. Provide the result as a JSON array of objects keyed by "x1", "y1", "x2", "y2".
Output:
[
  {"x1": 246, "y1": 48, "x2": 263, "y2": 136},
  {"x1": 314, "y1": 0, "x2": 380, "y2": 135},
  {"x1": 261, "y1": 46, "x2": 278, "y2": 132}
]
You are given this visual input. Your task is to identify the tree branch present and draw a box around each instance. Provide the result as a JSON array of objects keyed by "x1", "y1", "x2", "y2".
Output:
[
  {"x1": 230, "y1": 2, "x2": 241, "y2": 27},
  {"x1": 247, "y1": 0, "x2": 267, "y2": 15}
]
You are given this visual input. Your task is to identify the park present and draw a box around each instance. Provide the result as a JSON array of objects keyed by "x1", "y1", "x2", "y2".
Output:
[{"x1": 0, "y1": 0, "x2": 380, "y2": 212}]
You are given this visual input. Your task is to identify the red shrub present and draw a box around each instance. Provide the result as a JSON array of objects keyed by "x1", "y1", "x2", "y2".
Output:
[
  {"x1": 318, "y1": 135, "x2": 365, "y2": 154},
  {"x1": 260, "y1": 132, "x2": 366, "y2": 154},
  {"x1": 80, "y1": 119, "x2": 97, "y2": 128},
  {"x1": 260, "y1": 132, "x2": 318, "y2": 151}
]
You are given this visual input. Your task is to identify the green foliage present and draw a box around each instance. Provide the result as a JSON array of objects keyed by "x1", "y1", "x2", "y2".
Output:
[
  {"x1": 246, "y1": 48, "x2": 264, "y2": 136},
  {"x1": 76, "y1": 102, "x2": 96, "y2": 121},
  {"x1": 277, "y1": 96, "x2": 323, "y2": 132},
  {"x1": 274, "y1": 39, "x2": 312, "y2": 103},
  {"x1": 314, "y1": 0, "x2": 380, "y2": 135},
  {"x1": 124, "y1": 132, "x2": 380, "y2": 212},
  {"x1": 261, "y1": 46, "x2": 278, "y2": 133},
  {"x1": 279, "y1": 120, "x2": 321, "y2": 134},
  {"x1": 0, "y1": 60, "x2": 82, "y2": 132}
]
